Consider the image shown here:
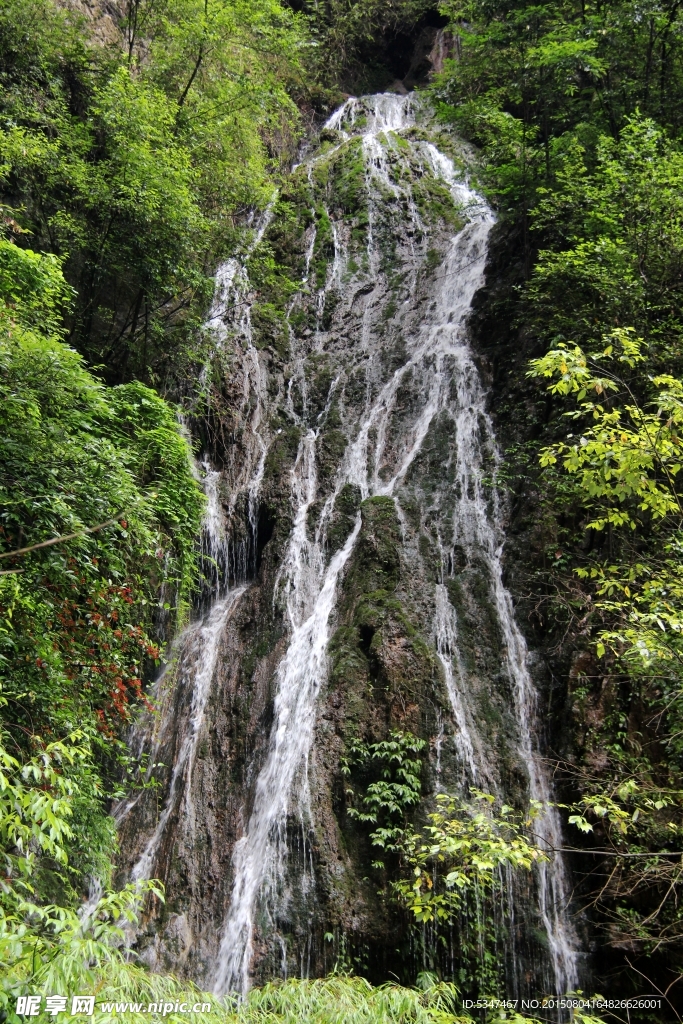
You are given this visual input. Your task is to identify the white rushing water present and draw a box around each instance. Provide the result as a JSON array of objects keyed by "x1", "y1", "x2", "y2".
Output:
[
  {"x1": 127, "y1": 587, "x2": 246, "y2": 885},
  {"x1": 433, "y1": 583, "x2": 478, "y2": 781},
  {"x1": 114, "y1": 91, "x2": 578, "y2": 998},
  {"x1": 200, "y1": 206, "x2": 274, "y2": 586},
  {"x1": 214, "y1": 93, "x2": 579, "y2": 997},
  {"x1": 114, "y1": 442, "x2": 255, "y2": 886},
  {"x1": 438, "y1": 261, "x2": 580, "y2": 993}
]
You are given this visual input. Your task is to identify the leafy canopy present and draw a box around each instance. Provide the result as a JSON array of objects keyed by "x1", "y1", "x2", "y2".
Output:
[
  {"x1": 0, "y1": 237, "x2": 203, "y2": 888},
  {"x1": 0, "y1": 0, "x2": 304, "y2": 384}
]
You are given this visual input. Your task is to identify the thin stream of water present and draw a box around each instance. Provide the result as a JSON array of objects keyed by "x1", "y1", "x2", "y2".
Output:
[
  {"x1": 126, "y1": 587, "x2": 246, "y2": 886},
  {"x1": 114, "y1": 212, "x2": 276, "y2": 891}
]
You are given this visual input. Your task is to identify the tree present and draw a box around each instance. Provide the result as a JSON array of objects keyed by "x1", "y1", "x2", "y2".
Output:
[
  {"x1": 0, "y1": 235, "x2": 204, "y2": 891},
  {"x1": 0, "y1": 0, "x2": 304, "y2": 385},
  {"x1": 528, "y1": 329, "x2": 683, "y2": 961}
]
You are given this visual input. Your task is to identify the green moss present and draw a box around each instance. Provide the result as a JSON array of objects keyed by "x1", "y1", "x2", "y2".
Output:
[
  {"x1": 412, "y1": 176, "x2": 466, "y2": 230},
  {"x1": 318, "y1": 428, "x2": 348, "y2": 481},
  {"x1": 239, "y1": 621, "x2": 286, "y2": 696},
  {"x1": 405, "y1": 411, "x2": 457, "y2": 493},
  {"x1": 329, "y1": 625, "x2": 369, "y2": 690},
  {"x1": 424, "y1": 248, "x2": 443, "y2": 274},
  {"x1": 313, "y1": 205, "x2": 335, "y2": 288},
  {"x1": 252, "y1": 301, "x2": 290, "y2": 357},
  {"x1": 305, "y1": 354, "x2": 334, "y2": 417},
  {"x1": 327, "y1": 483, "x2": 362, "y2": 554},
  {"x1": 330, "y1": 138, "x2": 367, "y2": 216},
  {"x1": 321, "y1": 289, "x2": 340, "y2": 329},
  {"x1": 264, "y1": 425, "x2": 302, "y2": 479}
]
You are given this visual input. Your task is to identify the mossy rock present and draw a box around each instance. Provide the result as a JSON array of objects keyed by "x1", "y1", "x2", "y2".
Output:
[
  {"x1": 318, "y1": 428, "x2": 348, "y2": 482},
  {"x1": 264, "y1": 425, "x2": 302, "y2": 480},
  {"x1": 330, "y1": 138, "x2": 367, "y2": 216},
  {"x1": 353, "y1": 497, "x2": 401, "y2": 592},
  {"x1": 305, "y1": 354, "x2": 334, "y2": 418},
  {"x1": 327, "y1": 483, "x2": 362, "y2": 555},
  {"x1": 252, "y1": 301, "x2": 290, "y2": 358}
]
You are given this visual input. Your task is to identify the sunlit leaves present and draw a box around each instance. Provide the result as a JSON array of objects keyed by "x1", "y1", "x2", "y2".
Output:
[
  {"x1": 528, "y1": 331, "x2": 683, "y2": 530},
  {"x1": 394, "y1": 793, "x2": 546, "y2": 924}
]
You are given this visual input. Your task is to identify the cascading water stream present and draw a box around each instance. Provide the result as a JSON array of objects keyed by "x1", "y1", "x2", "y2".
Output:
[
  {"x1": 200, "y1": 205, "x2": 275, "y2": 586},
  {"x1": 442, "y1": 302, "x2": 580, "y2": 993},
  {"x1": 433, "y1": 583, "x2": 478, "y2": 781},
  {"x1": 114, "y1": 215, "x2": 277, "y2": 914},
  {"x1": 116, "y1": 90, "x2": 580, "y2": 1001},
  {"x1": 123, "y1": 588, "x2": 246, "y2": 886},
  {"x1": 213, "y1": 93, "x2": 578, "y2": 998},
  {"x1": 113, "y1": 466, "x2": 249, "y2": 883}
]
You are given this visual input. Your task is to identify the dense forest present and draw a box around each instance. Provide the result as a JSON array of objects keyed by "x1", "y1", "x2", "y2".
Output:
[{"x1": 4, "y1": 0, "x2": 683, "y2": 1020}]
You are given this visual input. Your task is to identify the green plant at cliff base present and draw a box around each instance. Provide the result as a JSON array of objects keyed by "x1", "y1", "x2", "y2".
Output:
[
  {"x1": 0, "y1": 724, "x2": 161, "y2": 1021},
  {"x1": 394, "y1": 792, "x2": 546, "y2": 924},
  {"x1": 344, "y1": 736, "x2": 557, "y2": 998},
  {"x1": 223, "y1": 973, "x2": 596, "y2": 1024},
  {"x1": 393, "y1": 791, "x2": 547, "y2": 998}
]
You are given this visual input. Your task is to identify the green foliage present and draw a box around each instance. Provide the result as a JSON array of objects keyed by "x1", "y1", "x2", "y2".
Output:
[
  {"x1": 225, "y1": 974, "x2": 589, "y2": 1024},
  {"x1": 561, "y1": 774, "x2": 683, "y2": 952},
  {"x1": 300, "y1": 0, "x2": 435, "y2": 91},
  {"x1": 434, "y1": 0, "x2": 683, "y2": 220},
  {"x1": 528, "y1": 330, "x2": 683, "y2": 530},
  {"x1": 394, "y1": 792, "x2": 545, "y2": 924},
  {"x1": 528, "y1": 314, "x2": 683, "y2": 956},
  {"x1": 343, "y1": 738, "x2": 548, "y2": 1000},
  {"x1": 390, "y1": 794, "x2": 547, "y2": 1000},
  {"x1": 224, "y1": 974, "x2": 593, "y2": 1024},
  {"x1": 0, "y1": 725, "x2": 239, "y2": 1022},
  {"x1": 528, "y1": 118, "x2": 683, "y2": 361},
  {"x1": 0, "y1": 723, "x2": 153, "y2": 1012},
  {"x1": 0, "y1": 0, "x2": 304, "y2": 385},
  {"x1": 343, "y1": 730, "x2": 425, "y2": 866},
  {"x1": 528, "y1": 330, "x2": 683, "y2": 660},
  {"x1": 226, "y1": 974, "x2": 468, "y2": 1024},
  {"x1": 0, "y1": 238, "x2": 203, "y2": 888}
]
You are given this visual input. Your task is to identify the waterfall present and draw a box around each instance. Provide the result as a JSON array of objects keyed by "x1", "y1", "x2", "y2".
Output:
[
  {"x1": 117, "y1": 91, "x2": 580, "y2": 1001},
  {"x1": 433, "y1": 583, "x2": 478, "y2": 781},
  {"x1": 198, "y1": 204, "x2": 274, "y2": 589},
  {"x1": 212, "y1": 93, "x2": 578, "y2": 997},
  {"x1": 113, "y1": 473, "x2": 249, "y2": 884},
  {"x1": 436, "y1": 265, "x2": 580, "y2": 993}
]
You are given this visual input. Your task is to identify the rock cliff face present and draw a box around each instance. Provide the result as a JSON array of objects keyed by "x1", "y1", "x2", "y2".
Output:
[{"x1": 115, "y1": 95, "x2": 581, "y2": 999}]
